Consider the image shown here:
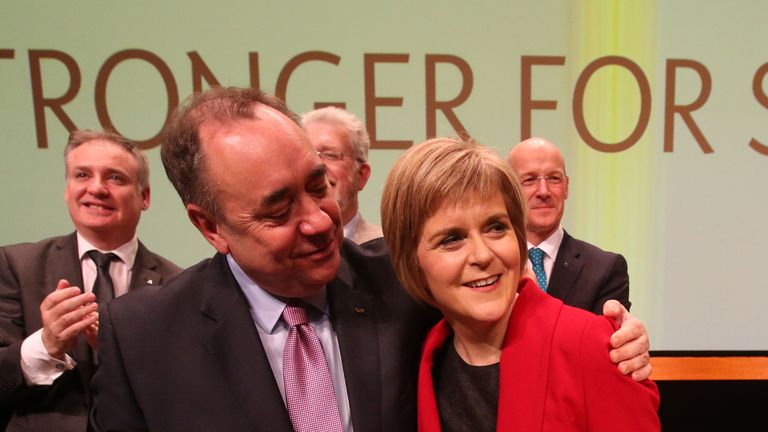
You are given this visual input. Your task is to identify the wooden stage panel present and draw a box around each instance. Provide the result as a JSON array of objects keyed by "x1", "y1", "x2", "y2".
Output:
[{"x1": 650, "y1": 356, "x2": 768, "y2": 380}]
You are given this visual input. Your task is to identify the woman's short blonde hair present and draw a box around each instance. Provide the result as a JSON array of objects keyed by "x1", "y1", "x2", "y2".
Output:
[{"x1": 380, "y1": 137, "x2": 528, "y2": 306}]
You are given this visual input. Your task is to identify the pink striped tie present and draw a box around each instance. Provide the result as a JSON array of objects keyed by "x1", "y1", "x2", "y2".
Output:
[{"x1": 282, "y1": 304, "x2": 344, "y2": 432}]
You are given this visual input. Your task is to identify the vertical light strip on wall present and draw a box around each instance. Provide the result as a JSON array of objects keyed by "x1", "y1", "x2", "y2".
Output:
[{"x1": 568, "y1": 0, "x2": 659, "y2": 322}]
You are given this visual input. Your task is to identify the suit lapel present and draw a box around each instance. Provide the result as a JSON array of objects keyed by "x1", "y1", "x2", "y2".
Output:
[
  {"x1": 196, "y1": 252, "x2": 384, "y2": 431},
  {"x1": 329, "y1": 257, "x2": 382, "y2": 432},
  {"x1": 129, "y1": 241, "x2": 165, "y2": 290},
  {"x1": 199, "y1": 254, "x2": 293, "y2": 431},
  {"x1": 49, "y1": 233, "x2": 85, "y2": 294},
  {"x1": 547, "y1": 231, "x2": 583, "y2": 302}
]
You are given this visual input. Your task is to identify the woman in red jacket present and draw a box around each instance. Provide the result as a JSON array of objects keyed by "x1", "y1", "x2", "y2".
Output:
[{"x1": 380, "y1": 138, "x2": 660, "y2": 431}]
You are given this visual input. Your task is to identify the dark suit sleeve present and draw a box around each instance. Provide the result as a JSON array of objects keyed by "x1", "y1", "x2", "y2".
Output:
[
  {"x1": 592, "y1": 253, "x2": 630, "y2": 314},
  {"x1": 0, "y1": 246, "x2": 27, "y2": 406},
  {"x1": 90, "y1": 303, "x2": 149, "y2": 432}
]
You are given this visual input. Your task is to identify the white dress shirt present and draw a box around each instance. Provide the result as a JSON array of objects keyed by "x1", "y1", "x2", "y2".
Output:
[
  {"x1": 526, "y1": 226, "x2": 565, "y2": 282},
  {"x1": 343, "y1": 211, "x2": 361, "y2": 240}
]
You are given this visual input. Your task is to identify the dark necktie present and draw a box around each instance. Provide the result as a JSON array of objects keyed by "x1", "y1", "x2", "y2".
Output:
[
  {"x1": 87, "y1": 250, "x2": 118, "y2": 303},
  {"x1": 282, "y1": 304, "x2": 343, "y2": 432},
  {"x1": 529, "y1": 247, "x2": 548, "y2": 292}
]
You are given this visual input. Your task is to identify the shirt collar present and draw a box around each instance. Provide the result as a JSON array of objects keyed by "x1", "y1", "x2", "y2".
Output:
[
  {"x1": 526, "y1": 225, "x2": 564, "y2": 261},
  {"x1": 76, "y1": 231, "x2": 138, "y2": 268},
  {"x1": 343, "y1": 211, "x2": 361, "y2": 240},
  {"x1": 226, "y1": 254, "x2": 329, "y2": 335}
]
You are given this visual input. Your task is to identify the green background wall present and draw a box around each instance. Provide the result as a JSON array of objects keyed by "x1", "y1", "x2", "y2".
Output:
[{"x1": 2, "y1": 0, "x2": 766, "y2": 350}]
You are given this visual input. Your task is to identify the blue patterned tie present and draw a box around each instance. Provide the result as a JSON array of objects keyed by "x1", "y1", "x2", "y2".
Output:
[{"x1": 528, "y1": 247, "x2": 548, "y2": 291}]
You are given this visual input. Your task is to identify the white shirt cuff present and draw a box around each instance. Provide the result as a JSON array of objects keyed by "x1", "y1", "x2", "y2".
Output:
[{"x1": 20, "y1": 328, "x2": 76, "y2": 385}]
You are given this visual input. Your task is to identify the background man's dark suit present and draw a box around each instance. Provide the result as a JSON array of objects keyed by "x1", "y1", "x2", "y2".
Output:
[
  {"x1": 546, "y1": 230, "x2": 630, "y2": 315},
  {"x1": 91, "y1": 239, "x2": 438, "y2": 432},
  {"x1": 0, "y1": 233, "x2": 181, "y2": 432}
]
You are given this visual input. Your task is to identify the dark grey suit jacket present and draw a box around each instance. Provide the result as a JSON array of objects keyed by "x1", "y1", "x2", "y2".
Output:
[
  {"x1": 546, "y1": 231, "x2": 631, "y2": 315},
  {"x1": 0, "y1": 233, "x2": 181, "y2": 432},
  {"x1": 90, "y1": 238, "x2": 439, "y2": 432}
]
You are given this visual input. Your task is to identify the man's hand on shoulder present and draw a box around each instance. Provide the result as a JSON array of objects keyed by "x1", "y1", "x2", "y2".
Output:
[{"x1": 603, "y1": 299, "x2": 652, "y2": 382}]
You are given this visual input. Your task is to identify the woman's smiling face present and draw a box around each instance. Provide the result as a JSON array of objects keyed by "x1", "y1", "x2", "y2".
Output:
[{"x1": 416, "y1": 189, "x2": 521, "y2": 331}]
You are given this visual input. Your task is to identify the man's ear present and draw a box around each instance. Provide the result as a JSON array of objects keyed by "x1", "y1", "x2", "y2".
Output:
[
  {"x1": 356, "y1": 162, "x2": 372, "y2": 191},
  {"x1": 186, "y1": 203, "x2": 230, "y2": 254},
  {"x1": 564, "y1": 175, "x2": 569, "y2": 200},
  {"x1": 141, "y1": 186, "x2": 151, "y2": 210}
]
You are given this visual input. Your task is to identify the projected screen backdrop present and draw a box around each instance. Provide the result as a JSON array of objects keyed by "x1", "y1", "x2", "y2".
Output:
[{"x1": 1, "y1": 0, "x2": 766, "y2": 351}]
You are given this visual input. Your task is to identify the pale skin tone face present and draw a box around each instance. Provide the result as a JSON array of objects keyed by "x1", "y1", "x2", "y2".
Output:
[
  {"x1": 417, "y1": 191, "x2": 521, "y2": 366},
  {"x1": 187, "y1": 107, "x2": 343, "y2": 299},
  {"x1": 43, "y1": 139, "x2": 149, "y2": 358},
  {"x1": 506, "y1": 137, "x2": 569, "y2": 245},
  {"x1": 304, "y1": 121, "x2": 371, "y2": 225},
  {"x1": 64, "y1": 139, "x2": 150, "y2": 251}
]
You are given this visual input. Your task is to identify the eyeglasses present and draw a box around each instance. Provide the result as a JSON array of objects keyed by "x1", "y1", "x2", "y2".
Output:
[
  {"x1": 317, "y1": 150, "x2": 347, "y2": 162},
  {"x1": 520, "y1": 175, "x2": 565, "y2": 188},
  {"x1": 317, "y1": 150, "x2": 365, "y2": 164}
]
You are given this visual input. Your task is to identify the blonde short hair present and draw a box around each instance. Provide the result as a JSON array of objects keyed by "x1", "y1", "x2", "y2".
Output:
[{"x1": 380, "y1": 137, "x2": 528, "y2": 306}]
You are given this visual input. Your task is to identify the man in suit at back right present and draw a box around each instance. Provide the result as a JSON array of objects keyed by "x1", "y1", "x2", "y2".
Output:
[{"x1": 507, "y1": 137, "x2": 630, "y2": 315}]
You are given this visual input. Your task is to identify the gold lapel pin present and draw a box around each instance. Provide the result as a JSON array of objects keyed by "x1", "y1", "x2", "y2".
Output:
[{"x1": 353, "y1": 307, "x2": 366, "y2": 314}]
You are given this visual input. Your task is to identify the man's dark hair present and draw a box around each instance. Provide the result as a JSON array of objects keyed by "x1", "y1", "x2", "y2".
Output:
[{"x1": 161, "y1": 87, "x2": 300, "y2": 216}]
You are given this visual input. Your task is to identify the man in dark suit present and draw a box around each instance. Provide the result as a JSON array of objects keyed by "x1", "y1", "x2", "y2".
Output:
[
  {"x1": 545, "y1": 231, "x2": 629, "y2": 314},
  {"x1": 90, "y1": 88, "x2": 437, "y2": 432},
  {"x1": 508, "y1": 136, "x2": 650, "y2": 379},
  {"x1": 0, "y1": 130, "x2": 181, "y2": 431},
  {"x1": 91, "y1": 90, "x2": 652, "y2": 431}
]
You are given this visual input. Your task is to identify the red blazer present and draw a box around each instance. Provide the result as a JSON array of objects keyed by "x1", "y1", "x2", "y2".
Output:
[{"x1": 418, "y1": 278, "x2": 660, "y2": 431}]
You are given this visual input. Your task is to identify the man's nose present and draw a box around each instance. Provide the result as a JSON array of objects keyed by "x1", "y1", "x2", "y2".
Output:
[
  {"x1": 534, "y1": 178, "x2": 551, "y2": 197},
  {"x1": 86, "y1": 178, "x2": 109, "y2": 196},
  {"x1": 298, "y1": 198, "x2": 335, "y2": 237}
]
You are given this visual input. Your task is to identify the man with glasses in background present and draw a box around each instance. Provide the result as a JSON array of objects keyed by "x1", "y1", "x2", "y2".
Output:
[
  {"x1": 302, "y1": 107, "x2": 383, "y2": 245},
  {"x1": 508, "y1": 138, "x2": 649, "y2": 380},
  {"x1": 507, "y1": 137, "x2": 633, "y2": 316}
]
